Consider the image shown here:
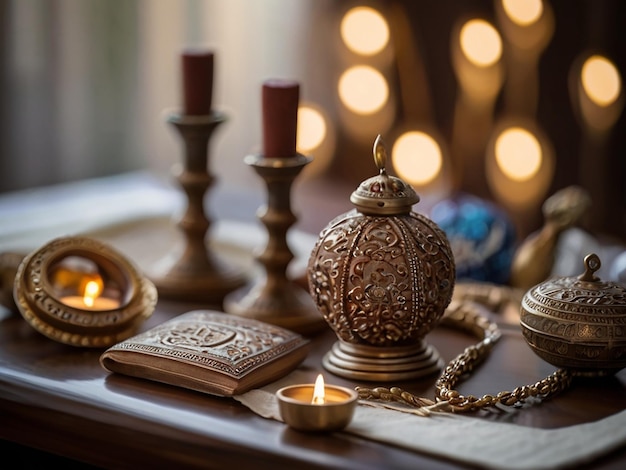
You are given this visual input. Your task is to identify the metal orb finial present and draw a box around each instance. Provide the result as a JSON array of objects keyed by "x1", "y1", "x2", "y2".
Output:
[{"x1": 350, "y1": 135, "x2": 420, "y2": 215}]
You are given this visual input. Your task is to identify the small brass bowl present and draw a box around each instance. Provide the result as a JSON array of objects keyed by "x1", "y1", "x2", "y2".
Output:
[
  {"x1": 13, "y1": 236, "x2": 157, "y2": 348},
  {"x1": 520, "y1": 253, "x2": 626, "y2": 376},
  {"x1": 276, "y1": 383, "x2": 358, "y2": 432}
]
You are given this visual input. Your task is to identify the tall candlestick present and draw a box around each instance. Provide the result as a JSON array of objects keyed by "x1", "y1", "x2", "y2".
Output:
[
  {"x1": 150, "y1": 50, "x2": 246, "y2": 304},
  {"x1": 224, "y1": 80, "x2": 324, "y2": 335},
  {"x1": 262, "y1": 79, "x2": 299, "y2": 157},
  {"x1": 182, "y1": 49, "x2": 214, "y2": 115}
]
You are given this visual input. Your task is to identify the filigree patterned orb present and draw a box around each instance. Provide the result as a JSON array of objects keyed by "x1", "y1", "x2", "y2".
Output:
[
  {"x1": 520, "y1": 253, "x2": 626, "y2": 376},
  {"x1": 307, "y1": 136, "x2": 455, "y2": 381},
  {"x1": 309, "y1": 210, "x2": 455, "y2": 346}
]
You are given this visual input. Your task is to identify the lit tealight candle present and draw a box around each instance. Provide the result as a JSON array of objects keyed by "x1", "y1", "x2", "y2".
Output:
[
  {"x1": 276, "y1": 374, "x2": 358, "y2": 432},
  {"x1": 61, "y1": 280, "x2": 121, "y2": 311}
]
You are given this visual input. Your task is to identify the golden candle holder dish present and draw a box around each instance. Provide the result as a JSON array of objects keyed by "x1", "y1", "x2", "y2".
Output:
[{"x1": 13, "y1": 236, "x2": 157, "y2": 348}]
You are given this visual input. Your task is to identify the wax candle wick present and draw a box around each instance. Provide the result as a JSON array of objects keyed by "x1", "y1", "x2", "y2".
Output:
[{"x1": 311, "y1": 395, "x2": 325, "y2": 405}]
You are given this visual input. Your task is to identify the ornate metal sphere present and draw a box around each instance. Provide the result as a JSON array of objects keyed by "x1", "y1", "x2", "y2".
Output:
[
  {"x1": 307, "y1": 136, "x2": 455, "y2": 380},
  {"x1": 520, "y1": 253, "x2": 626, "y2": 376}
]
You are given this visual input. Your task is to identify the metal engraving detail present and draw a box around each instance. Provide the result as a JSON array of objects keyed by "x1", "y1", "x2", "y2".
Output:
[
  {"x1": 107, "y1": 311, "x2": 309, "y2": 376},
  {"x1": 308, "y1": 209, "x2": 455, "y2": 348},
  {"x1": 161, "y1": 324, "x2": 237, "y2": 350},
  {"x1": 520, "y1": 253, "x2": 626, "y2": 374}
]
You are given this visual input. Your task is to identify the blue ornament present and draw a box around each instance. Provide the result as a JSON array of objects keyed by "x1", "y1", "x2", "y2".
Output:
[{"x1": 430, "y1": 193, "x2": 517, "y2": 285}]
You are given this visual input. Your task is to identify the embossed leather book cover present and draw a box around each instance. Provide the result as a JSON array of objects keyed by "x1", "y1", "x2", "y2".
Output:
[{"x1": 100, "y1": 310, "x2": 310, "y2": 396}]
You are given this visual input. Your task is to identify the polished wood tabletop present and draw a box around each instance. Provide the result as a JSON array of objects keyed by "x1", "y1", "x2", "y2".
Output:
[
  {"x1": 0, "y1": 173, "x2": 625, "y2": 469},
  {"x1": 1, "y1": 294, "x2": 625, "y2": 470}
]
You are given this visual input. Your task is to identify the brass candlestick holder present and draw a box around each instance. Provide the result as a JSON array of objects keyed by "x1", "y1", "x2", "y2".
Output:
[
  {"x1": 224, "y1": 154, "x2": 325, "y2": 335},
  {"x1": 151, "y1": 111, "x2": 246, "y2": 304}
]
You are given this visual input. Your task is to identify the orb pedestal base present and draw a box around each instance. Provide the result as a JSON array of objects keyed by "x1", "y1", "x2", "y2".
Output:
[{"x1": 322, "y1": 340, "x2": 444, "y2": 382}]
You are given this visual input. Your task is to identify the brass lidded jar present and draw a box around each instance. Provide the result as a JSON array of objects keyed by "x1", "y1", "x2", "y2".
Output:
[
  {"x1": 307, "y1": 136, "x2": 456, "y2": 381},
  {"x1": 520, "y1": 253, "x2": 626, "y2": 376}
]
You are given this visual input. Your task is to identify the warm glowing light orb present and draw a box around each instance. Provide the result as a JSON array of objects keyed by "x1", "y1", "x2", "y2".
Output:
[
  {"x1": 502, "y1": 0, "x2": 543, "y2": 26},
  {"x1": 392, "y1": 131, "x2": 442, "y2": 185},
  {"x1": 460, "y1": 19, "x2": 502, "y2": 67},
  {"x1": 494, "y1": 127, "x2": 542, "y2": 181},
  {"x1": 581, "y1": 55, "x2": 622, "y2": 107},
  {"x1": 341, "y1": 6, "x2": 389, "y2": 56},
  {"x1": 297, "y1": 106, "x2": 327, "y2": 153},
  {"x1": 338, "y1": 65, "x2": 389, "y2": 114}
]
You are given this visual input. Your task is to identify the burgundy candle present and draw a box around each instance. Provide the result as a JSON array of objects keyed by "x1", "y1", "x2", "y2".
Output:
[
  {"x1": 182, "y1": 50, "x2": 214, "y2": 115},
  {"x1": 262, "y1": 79, "x2": 300, "y2": 158}
]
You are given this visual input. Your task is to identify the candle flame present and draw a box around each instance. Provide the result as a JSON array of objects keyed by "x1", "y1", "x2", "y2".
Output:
[
  {"x1": 311, "y1": 374, "x2": 325, "y2": 405},
  {"x1": 83, "y1": 280, "x2": 102, "y2": 307}
]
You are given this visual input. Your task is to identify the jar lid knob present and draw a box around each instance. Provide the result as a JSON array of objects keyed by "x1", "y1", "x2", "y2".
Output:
[
  {"x1": 350, "y1": 135, "x2": 420, "y2": 215},
  {"x1": 578, "y1": 253, "x2": 601, "y2": 282}
]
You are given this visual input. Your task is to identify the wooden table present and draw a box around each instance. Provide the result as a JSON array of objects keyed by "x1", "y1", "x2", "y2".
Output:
[
  {"x1": 1, "y1": 173, "x2": 625, "y2": 469},
  {"x1": 1, "y1": 295, "x2": 625, "y2": 469}
]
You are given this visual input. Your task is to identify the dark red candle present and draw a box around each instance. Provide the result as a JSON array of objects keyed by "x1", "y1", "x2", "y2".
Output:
[
  {"x1": 182, "y1": 49, "x2": 214, "y2": 115},
  {"x1": 262, "y1": 79, "x2": 300, "y2": 158}
]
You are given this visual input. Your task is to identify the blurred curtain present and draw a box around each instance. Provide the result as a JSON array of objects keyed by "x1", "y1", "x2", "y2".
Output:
[
  {"x1": 0, "y1": 0, "x2": 141, "y2": 191},
  {"x1": 0, "y1": 0, "x2": 317, "y2": 194}
]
